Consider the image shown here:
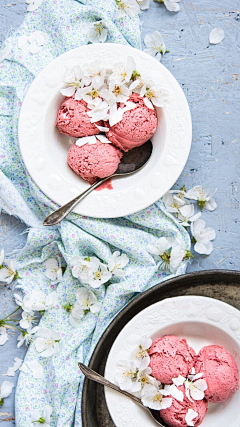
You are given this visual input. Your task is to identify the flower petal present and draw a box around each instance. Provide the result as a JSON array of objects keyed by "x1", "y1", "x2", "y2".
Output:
[
  {"x1": 209, "y1": 28, "x2": 225, "y2": 45},
  {"x1": 0, "y1": 381, "x2": 14, "y2": 398}
]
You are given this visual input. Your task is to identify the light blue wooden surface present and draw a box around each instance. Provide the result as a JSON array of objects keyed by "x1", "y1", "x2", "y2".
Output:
[{"x1": 0, "y1": 0, "x2": 240, "y2": 424}]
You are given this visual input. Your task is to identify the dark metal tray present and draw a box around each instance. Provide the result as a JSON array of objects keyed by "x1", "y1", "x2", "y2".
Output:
[{"x1": 82, "y1": 270, "x2": 240, "y2": 427}]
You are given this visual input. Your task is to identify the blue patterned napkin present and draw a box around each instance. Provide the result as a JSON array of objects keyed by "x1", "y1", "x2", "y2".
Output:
[{"x1": 0, "y1": 0, "x2": 190, "y2": 425}]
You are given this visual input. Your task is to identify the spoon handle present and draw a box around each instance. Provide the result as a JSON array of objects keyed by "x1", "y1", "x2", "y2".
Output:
[
  {"x1": 78, "y1": 363, "x2": 142, "y2": 406},
  {"x1": 43, "y1": 177, "x2": 108, "y2": 226}
]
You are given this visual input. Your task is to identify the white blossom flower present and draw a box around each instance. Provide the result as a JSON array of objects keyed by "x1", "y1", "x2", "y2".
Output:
[
  {"x1": 6, "y1": 358, "x2": 23, "y2": 377},
  {"x1": 88, "y1": 262, "x2": 112, "y2": 288},
  {"x1": 17, "y1": 327, "x2": 39, "y2": 348},
  {"x1": 44, "y1": 258, "x2": 62, "y2": 284},
  {"x1": 14, "y1": 292, "x2": 32, "y2": 313},
  {"x1": 75, "y1": 287, "x2": 101, "y2": 314},
  {"x1": 26, "y1": 0, "x2": 43, "y2": 12},
  {"x1": 18, "y1": 31, "x2": 48, "y2": 54},
  {"x1": 115, "y1": 361, "x2": 139, "y2": 391},
  {"x1": 0, "y1": 259, "x2": 18, "y2": 284},
  {"x1": 83, "y1": 60, "x2": 106, "y2": 86},
  {"x1": 71, "y1": 256, "x2": 100, "y2": 283},
  {"x1": 75, "y1": 81, "x2": 107, "y2": 108},
  {"x1": 137, "y1": 0, "x2": 150, "y2": 10},
  {"x1": 170, "y1": 240, "x2": 191, "y2": 272},
  {"x1": 21, "y1": 290, "x2": 58, "y2": 312},
  {"x1": 35, "y1": 328, "x2": 61, "y2": 357},
  {"x1": 144, "y1": 31, "x2": 166, "y2": 62},
  {"x1": 147, "y1": 236, "x2": 172, "y2": 260},
  {"x1": 131, "y1": 336, "x2": 152, "y2": 370},
  {"x1": 31, "y1": 405, "x2": 52, "y2": 427},
  {"x1": 177, "y1": 204, "x2": 202, "y2": 226},
  {"x1": 0, "y1": 327, "x2": 8, "y2": 346},
  {"x1": 141, "y1": 384, "x2": 172, "y2": 410},
  {"x1": 140, "y1": 83, "x2": 169, "y2": 109},
  {"x1": 185, "y1": 374, "x2": 207, "y2": 401},
  {"x1": 185, "y1": 408, "x2": 198, "y2": 426},
  {"x1": 0, "y1": 381, "x2": 14, "y2": 399},
  {"x1": 115, "y1": 0, "x2": 140, "y2": 20},
  {"x1": 107, "y1": 251, "x2": 129, "y2": 277},
  {"x1": 209, "y1": 28, "x2": 225, "y2": 45},
  {"x1": 19, "y1": 311, "x2": 36, "y2": 331},
  {"x1": 109, "y1": 57, "x2": 136, "y2": 85},
  {"x1": 0, "y1": 249, "x2": 4, "y2": 266},
  {"x1": 20, "y1": 360, "x2": 44, "y2": 379},
  {"x1": 60, "y1": 65, "x2": 84, "y2": 97},
  {"x1": 85, "y1": 20, "x2": 108, "y2": 44},
  {"x1": 76, "y1": 134, "x2": 111, "y2": 147},
  {"x1": 185, "y1": 185, "x2": 217, "y2": 211},
  {"x1": 191, "y1": 219, "x2": 216, "y2": 255},
  {"x1": 109, "y1": 79, "x2": 131, "y2": 103},
  {"x1": 162, "y1": 190, "x2": 187, "y2": 213},
  {"x1": 0, "y1": 44, "x2": 12, "y2": 63},
  {"x1": 136, "y1": 367, "x2": 155, "y2": 390}
]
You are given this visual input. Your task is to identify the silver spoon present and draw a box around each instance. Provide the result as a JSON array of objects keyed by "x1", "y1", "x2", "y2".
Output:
[
  {"x1": 43, "y1": 140, "x2": 153, "y2": 226},
  {"x1": 79, "y1": 363, "x2": 165, "y2": 427}
]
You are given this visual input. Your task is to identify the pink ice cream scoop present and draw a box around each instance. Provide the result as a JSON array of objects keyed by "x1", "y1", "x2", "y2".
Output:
[
  {"x1": 67, "y1": 139, "x2": 123, "y2": 185},
  {"x1": 149, "y1": 335, "x2": 196, "y2": 384},
  {"x1": 55, "y1": 97, "x2": 103, "y2": 138},
  {"x1": 104, "y1": 93, "x2": 158, "y2": 152},
  {"x1": 194, "y1": 345, "x2": 239, "y2": 403},
  {"x1": 160, "y1": 385, "x2": 208, "y2": 427}
]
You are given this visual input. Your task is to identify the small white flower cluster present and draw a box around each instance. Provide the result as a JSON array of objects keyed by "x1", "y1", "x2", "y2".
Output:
[
  {"x1": 115, "y1": 339, "x2": 207, "y2": 426},
  {"x1": 70, "y1": 251, "x2": 129, "y2": 288},
  {"x1": 60, "y1": 57, "x2": 169, "y2": 131},
  {"x1": 14, "y1": 288, "x2": 59, "y2": 353},
  {"x1": 67, "y1": 287, "x2": 102, "y2": 327},
  {"x1": 147, "y1": 236, "x2": 192, "y2": 273},
  {"x1": 115, "y1": 0, "x2": 180, "y2": 20},
  {"x1": 0, "y1": 249, "x2": 18, "y2": 285},
  {"x1": 162, "y1": 185, "x2": 217, "y2": 255}
]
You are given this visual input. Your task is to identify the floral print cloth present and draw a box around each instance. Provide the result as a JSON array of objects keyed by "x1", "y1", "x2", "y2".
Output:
[{"x1": 0, "y1": 0, "x2": 190, "y2": 425}]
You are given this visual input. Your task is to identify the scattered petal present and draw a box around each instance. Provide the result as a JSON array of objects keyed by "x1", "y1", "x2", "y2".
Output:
[{"x1": 209, "y1": 28, "x2": 225, "y2": 45}]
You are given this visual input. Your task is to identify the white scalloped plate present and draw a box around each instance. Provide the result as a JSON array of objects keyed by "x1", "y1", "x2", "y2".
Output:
[
  {"x1": 104, "y1": 296, "x2": 240, "y2": 427},
  {"x1": 18, "y1": 44, "x2": 192, "y2": 218}
]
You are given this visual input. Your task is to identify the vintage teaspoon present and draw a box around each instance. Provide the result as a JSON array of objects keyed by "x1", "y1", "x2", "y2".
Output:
[
  {"x1": 79, "y1": 363, "x2": 165, "y2": 427},
  {"x1": 43, "y1": 139, "x2": 152, "y2": 226}
]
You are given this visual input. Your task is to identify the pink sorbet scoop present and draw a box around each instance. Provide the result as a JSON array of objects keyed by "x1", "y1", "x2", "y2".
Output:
[
  {"x1": 56, "y1": 97, "x2": 103, "y2": 138},
  {"x1": 160, "y1": 385, "x2": 208, "y2": 427},
  {"x1": 149, "y1": 335, "x2": 196, "y2": 384},
  {"x1": 194, "y1": 345, "x2": 239, "y2": 403},
  {"x1": 67, "y1": 139, "x2": 123, "y2": 185},
  {"x1": 104, "y1": 93, "x2": 158, "y2": 152}
]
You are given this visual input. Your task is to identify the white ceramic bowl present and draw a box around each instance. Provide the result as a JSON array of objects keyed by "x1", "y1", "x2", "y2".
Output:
[
  {"x1": 18, "y1": 43, "x2": 192, "y2": 218},
  {"x1": 104, "y1": 296, "x2": 240, "y2": 427}
]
